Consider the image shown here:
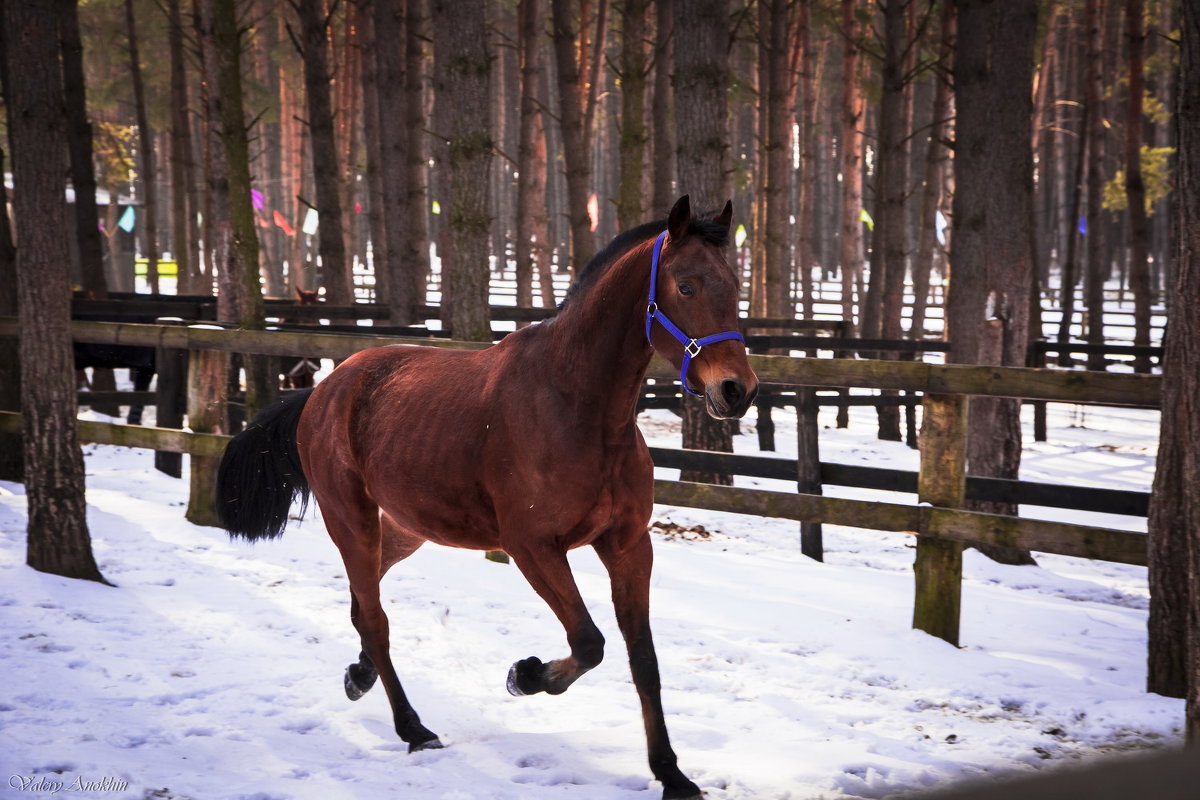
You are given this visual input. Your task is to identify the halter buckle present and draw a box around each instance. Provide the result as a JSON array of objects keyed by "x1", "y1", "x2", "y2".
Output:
[
  {"x1": 646, "y1": 302, "x2": 658, "y2": 317},
  {"x1": 685, "y1": 339, "x2": 702, "y2": 358}
]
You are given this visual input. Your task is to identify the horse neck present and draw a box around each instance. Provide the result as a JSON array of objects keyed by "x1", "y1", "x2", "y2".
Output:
[{"x1": 549, "y1": 242, "x2": 656, "y2": 416}]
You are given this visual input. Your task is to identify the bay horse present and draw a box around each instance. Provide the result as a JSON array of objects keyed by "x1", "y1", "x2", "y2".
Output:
[{"x1": 215, "y1": 196, "x2": 758, "y2": 800}]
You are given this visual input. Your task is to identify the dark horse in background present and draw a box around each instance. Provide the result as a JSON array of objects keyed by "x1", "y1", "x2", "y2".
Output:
[{"x1": 216, "y1": 196, "x2": 758, "y2": 800}]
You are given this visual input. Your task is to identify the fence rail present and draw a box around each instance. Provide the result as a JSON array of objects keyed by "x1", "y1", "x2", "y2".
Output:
[
  {"x1": 0, "y1": 411, "x2": 1147, "y2": 573},
  {"x1": 0, "y1": 315, "x2": 1162, "y2": 648}
]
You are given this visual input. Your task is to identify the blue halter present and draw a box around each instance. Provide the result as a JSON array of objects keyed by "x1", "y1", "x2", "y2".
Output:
[{"x1": 644, "y1": 230, "x2": 745, "y2": 397}]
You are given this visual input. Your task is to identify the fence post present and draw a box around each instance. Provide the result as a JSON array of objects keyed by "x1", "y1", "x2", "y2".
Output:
[
  {"x1": 154, "y1": 320, "x2": 188, "y2": 478},
  {"x1": 185, "y1": 346, "x2": 228, "y2": 527},
  {"x1": 797, "y1": 386, "x2": 823, "y2": 561},
  {"x1": 912, "y1": 392, "x2": 967, "y2": 645}
]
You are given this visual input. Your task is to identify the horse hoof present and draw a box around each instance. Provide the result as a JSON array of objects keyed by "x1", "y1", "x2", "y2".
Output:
[
  {"x1": 506, "y1": 656, "x2": 545, "y2": 696},
  {"x1": 409, "y1": 736, "x2": 445, "y2": 753},
  {"x1": 345, "y1": 669, "x2": 365, "y2": 701},
  {"x1": 662, "y1": 783, "x2": 703, "y2": 800},
  {"x1": 344, "y1": 662, "x2": 376, "y2": 701}
]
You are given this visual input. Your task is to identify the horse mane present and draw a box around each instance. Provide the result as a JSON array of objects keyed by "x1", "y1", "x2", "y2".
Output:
[{"x1": 559, "y1": 214, "x2": 730, "y2": 311}]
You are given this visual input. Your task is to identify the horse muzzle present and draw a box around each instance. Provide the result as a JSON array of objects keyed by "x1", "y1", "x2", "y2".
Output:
[{"x1": 704, "y1": 378, "x2": 758, "y2": 420}]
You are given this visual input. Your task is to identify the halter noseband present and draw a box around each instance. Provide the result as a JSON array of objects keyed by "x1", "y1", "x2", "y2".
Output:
[{"x1": 644, "y1": 230, "x2": 745, "y2": 397}]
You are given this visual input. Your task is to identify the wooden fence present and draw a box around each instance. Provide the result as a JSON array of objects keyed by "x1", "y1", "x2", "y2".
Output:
[{"x1": 0, "y1": 316, "x2": 1162, "y2": 647}]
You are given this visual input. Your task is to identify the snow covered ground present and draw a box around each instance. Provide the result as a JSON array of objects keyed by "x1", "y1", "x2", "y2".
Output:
[{"x1": 0, "y1": 394, "x2": 1184, "y2": 800}]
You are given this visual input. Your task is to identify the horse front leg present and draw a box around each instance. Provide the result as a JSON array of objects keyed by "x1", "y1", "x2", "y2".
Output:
[
  {"x1": 594, "y1": 529, "x2": 701, "y2": 800},
  {"x1": 505, "y1": 543, "x2": 605, "y2": 697}
]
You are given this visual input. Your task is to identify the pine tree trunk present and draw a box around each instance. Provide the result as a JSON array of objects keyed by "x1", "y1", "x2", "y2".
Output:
[
  {"x1": 3, "y1": 0, "x2": 107, "y2": 583},
  {"x1": 0, "y1": 141, "x2": 23, "y2": 482},
  {"x1": 797, "y1": 0, "x2": 820, "y2": 320},
  {"x1": 405, "y1": 0, "x2": 430, "y2": 308},
  {"x1": 616, "y1": 0, "x2": 648, "y2": 231},
  {"x1": 759, "y1": 0, "x2": 792, "y2": 320},
  {"x1": 1125, "y1": 0, "x2": 1153, "y2": 373},
  {"x1": 650, "y1": 0, "x2": 675, "y2": 218},
  {"x1": 431, "y1": 0, "x2": 493, "y2": 342},
  {"x1": 167, "y1": 0, "x2": 196, "y2": 295},
  {"x1": 1083, "y1": 0, "x2": 1107, "y2": 371},
  {"x1": 950, "y1": 0, "x2": 1038, "y2": 566},
  {"x1": 125, "y1": 0, "x2": 159, "y2": 294},
  {"x1": 674, "y1": 0, "x2": 734, "y2": 485},
  {"x1": 551, "y1": 0, "x2": 595, "y2": 271},
  {"x1": 59, "y1": 0, "x2": 107, "y2": 299},
  {"x1": 839, "y1": 0, "x2": 865, "y2": 334},
  {"x1": 912, "y1": 0, "x2": 953, "y2": 340},
  {"x1": 360, "y1": 2, "x2": 387, "y2": 306},
  {"x1": 375, "y1": 0, "x2": 415, "y2": 323},
  {"x1": 516, "y1": 0, "x2": 552, "y2": 310},
  {"x1": 1146, "y1": 0, "x2": 1197, "y2": 708},
  {"x1": 296, "y1": 0, "x2": 352, "y2": 307},
  {"x1": 873, "y1": 0, "x2": 911, "y2": 441}
]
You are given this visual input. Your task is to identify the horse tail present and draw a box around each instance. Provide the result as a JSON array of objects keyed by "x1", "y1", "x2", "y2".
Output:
[{"x1": 217, "y1": 388, "x2": 314, "y2": 541}]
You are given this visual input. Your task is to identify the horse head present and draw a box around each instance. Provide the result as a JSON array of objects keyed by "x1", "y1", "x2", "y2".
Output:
[
  {"x1": 295, "y1": 286, "x2": 320, "y2": 305},
  {"x1": 647, "y1": 195, "x2": 759, "y2": 420}
]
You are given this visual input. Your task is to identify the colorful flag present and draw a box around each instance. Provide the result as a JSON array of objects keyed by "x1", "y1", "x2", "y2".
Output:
[
  {"x1": 251, "y1": 189, "x2": 264, "y2": 210},
  {"x1": 118, "y1": 206, "x2": 136, "y2": 232},
  {"x1": 302, "y1": 207, "x2": 319, "y2": 236},
  {"x1": 734, "y1": 224, "x2": 748, "y2": 249},
  {"x1": 273, "y1": 210, "x2": 295, "y2": 236},
  {"x1": 859, "y1": 207, "x2": 874, "y2": 232}
]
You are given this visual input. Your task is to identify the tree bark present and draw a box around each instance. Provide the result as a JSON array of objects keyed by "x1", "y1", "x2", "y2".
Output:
[
  {"x1": 296, "y1": 0, "x2": 353, "y2": 307},
  {"x1": 912, "y1": 0, "x2": 953, "y2": 340},
  {"x1": 3, "y1": 0, "x2": 107, "y2": 583},
  {"x1": 1125, "y1": 0, "x2": 1153, "y2": 373},
  {"x1": 1147, "y1": 0, "x2": 1198, "y2": 710},
  {"x1": 1083, "y1": 0, "x2": 1106, "y2": 371},
  {"x1": 59, "y1": 0, "x2": 107, "y2": 299},
  {"x1": 757, "y1": 0, "x2": 792, "y2": 320},
  {"x1": 0, "y1": 139, "x2": 22, "y2": 482},
  {"x1": 674, "y1": 0, "x2": 734, "y2": 485},
  {"x1": 167, "y1": 0, "x2": 197, "y2": 295},
  {"x1": 839, "y1": 0, "x2": 866, "y2": 334},
  {"x1": 616, "y1": 0, "x2": 648, "y2": 231},
  {"x1": 374, "y1": 0, "x2": 417, "y2": 323},
  {"x1": 551, "y1": 0, "x2": 596, "y2": 271},
  {"x1": 650, "y1": 0, "x2": 675, "y2": 217},
  {"x1": 360, "y1": 0, "x2": 388, "y2": 306},
  {"x1": 199, "y1": 0, "x2": 272, "y2": 419},
  {"x1": 405, "y1": 0, "x2": 430, "y2": 308},
  {"x1": 872, "y1": 0, "x2": 914, "y2": 442},
  {"x1": 949, "y1": 0, "x2": 1038, "y2": 566},
  {"x1": 125, "y1": 0, "x2": 159, "y2": 294},
  {"x1": 516, "y1": 0, "x2": 552, "y2": 309},
  {"x1": 796, "y1": 0, "x2": 820, "y2": 321},
  {"x1": 431, "y1": 0, "x2": 493, "y2": 342}
]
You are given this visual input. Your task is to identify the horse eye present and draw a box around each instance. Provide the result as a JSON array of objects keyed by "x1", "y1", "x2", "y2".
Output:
[{"x1": 678, "y1": 283, "x2": 695, "y2": 297}]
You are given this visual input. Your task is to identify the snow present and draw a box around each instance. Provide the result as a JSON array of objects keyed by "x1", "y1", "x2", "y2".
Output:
[{"x1": 0, "y1": 394, "x2": 1184, "y2": 800}]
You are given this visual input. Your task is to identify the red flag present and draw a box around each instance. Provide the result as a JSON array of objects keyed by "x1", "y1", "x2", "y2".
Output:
[{"x1": 273, "y1": 210, "x2": 296, "y2": 236}]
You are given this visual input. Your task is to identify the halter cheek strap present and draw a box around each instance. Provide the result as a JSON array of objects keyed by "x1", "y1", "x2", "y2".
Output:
[{"x1": 644, "y1": 230, "x2": 745, "y2": 397}]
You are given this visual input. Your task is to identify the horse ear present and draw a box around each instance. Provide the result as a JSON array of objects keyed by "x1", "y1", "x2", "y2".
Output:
[
  {"x1": 714, "y1": 200, "x2": 733, "y2": 231},
  {"x1": 295, "y1": 285, "x2": 305, "y2": 300},
  {"x1": 668, "y1": 195, "x2": 691, "y2": 241}
]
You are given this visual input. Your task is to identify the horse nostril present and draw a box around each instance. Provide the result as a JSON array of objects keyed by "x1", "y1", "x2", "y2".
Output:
[{"x1": 721, "y1": 379, "x2": 744, "y2": 409}]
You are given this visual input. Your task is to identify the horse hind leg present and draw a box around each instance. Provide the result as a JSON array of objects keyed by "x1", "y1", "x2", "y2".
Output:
[
  {"x1": 343, "y1": 603, "x2": 378, "y2": 701},
  {"x1": 332, "y1": 507, "x2": 439, "y2": 751}
]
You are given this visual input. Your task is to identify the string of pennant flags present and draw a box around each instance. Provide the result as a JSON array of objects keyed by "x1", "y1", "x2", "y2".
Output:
[{"x1": 100, "y1": 196, "x2": 1041, "y2": 249}]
